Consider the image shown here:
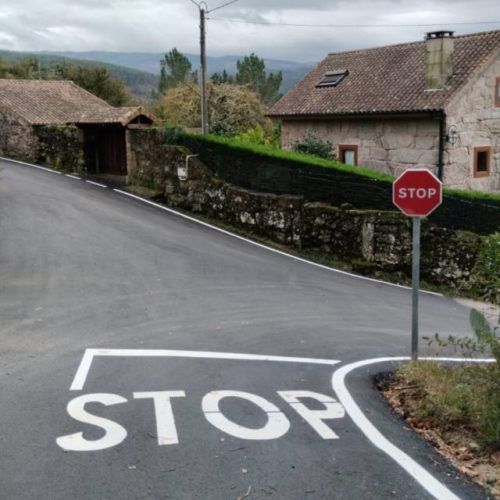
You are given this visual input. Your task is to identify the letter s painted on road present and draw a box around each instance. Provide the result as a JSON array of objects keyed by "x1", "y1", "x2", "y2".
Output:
[{"x1": 56, "y1": 393, "x2": 128, "y2": 451}]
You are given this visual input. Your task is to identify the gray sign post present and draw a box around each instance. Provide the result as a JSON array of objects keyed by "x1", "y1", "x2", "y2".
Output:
[
  {"x1": 393, "y1": 169, "x2": 443, "y2": 361},
  {"x1": 411, "y1": 217, "x2": 421, "y2": 360}
]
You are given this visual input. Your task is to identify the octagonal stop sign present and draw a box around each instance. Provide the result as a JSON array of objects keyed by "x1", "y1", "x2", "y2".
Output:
[{"x1": 393, "y1": 169, "x2": 442, "y2": 217}]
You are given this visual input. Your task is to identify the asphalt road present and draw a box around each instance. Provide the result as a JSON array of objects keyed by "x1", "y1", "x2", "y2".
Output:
[{"x1": 0, "y1": 159, "x2": 488, "y2": 499}]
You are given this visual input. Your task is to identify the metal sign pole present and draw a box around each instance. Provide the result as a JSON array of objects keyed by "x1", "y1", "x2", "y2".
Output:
[{"x1": 411, "y1": 217, "x2": 421, "y2": 360}]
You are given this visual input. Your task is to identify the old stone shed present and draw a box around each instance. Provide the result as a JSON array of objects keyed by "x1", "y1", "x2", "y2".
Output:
[
  {"x1": 0, "y1": 79, "x2": 156, "y2": 175},
  {"x1": 269, "y1": 30, "x2": 500, "y2": 193}
]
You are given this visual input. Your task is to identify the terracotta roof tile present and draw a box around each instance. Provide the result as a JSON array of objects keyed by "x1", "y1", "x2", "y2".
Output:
[
  {"x1": 0, "y1": 79, "x2": 154, "y2": 125},
  {"x1": 269, "y1": 30, "x2": 500, "y2": 117}
]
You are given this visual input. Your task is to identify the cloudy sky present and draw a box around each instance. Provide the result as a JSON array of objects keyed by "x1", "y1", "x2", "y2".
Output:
[{"x1": 0, "y1": 0, "x2": 499, "y2": 61}]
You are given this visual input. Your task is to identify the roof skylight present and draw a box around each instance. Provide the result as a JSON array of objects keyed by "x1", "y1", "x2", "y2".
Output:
[{"x1": 316, "y1": 70, "x2": 349, "y2": 88}]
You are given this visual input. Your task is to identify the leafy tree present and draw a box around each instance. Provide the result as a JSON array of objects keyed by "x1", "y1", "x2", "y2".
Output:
[
  {"x1": 52, "y1": 63, "x2": 132, "y2": 106},
  {"x1": 235, "y1": 53, "x2": 282, "y2": 105},
  {"x1": 0, "y1": 57, "x2": 132, "y2": 106},
  {"x1": 292, "y1": 130, "x2": 335, "y2": 160},
  {"x1": 157, "y1": 81, "x2": 272, "y2": 136},
  {"x1": 211, "y1": 70, "x2": 234, "y2": 85},
  {"x1": 159, "y1": 48, "x2": 197, "y2": 93},
  {"x1": 1, "y1": 57, "x2": 39, "y2": 79}
]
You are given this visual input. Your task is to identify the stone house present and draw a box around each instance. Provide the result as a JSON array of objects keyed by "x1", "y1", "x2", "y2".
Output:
[
  {"x1": 0, "y1": 79, "x2": 156, "y2": 175},
  {"x1": 269, "y1": 30, "x2": 500, "y2": 193}
]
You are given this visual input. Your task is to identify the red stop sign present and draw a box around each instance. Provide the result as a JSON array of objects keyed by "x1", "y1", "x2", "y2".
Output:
[{"x1": 393, "y1": 169, "x2": 442, "y2": 217}]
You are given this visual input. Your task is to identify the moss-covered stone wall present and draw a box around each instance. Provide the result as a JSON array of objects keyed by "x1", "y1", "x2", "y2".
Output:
[
  {"x1": 127, "y1": 128, "x2": 496, "y2": 300},
  {"x1": 33, "y1": 125, "x2": 84, "y2": 173}
]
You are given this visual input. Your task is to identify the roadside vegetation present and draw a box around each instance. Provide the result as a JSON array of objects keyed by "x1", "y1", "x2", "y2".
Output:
[{"x1": 381, "y1": 309, "x2": 500, "y2": 495}]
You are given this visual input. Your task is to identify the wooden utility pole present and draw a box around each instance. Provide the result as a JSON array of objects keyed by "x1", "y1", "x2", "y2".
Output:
[
  {"x1": 189, "y1": 0, "x2": 241, "y2": 135},
  {"x1": 199, "y1": 8, "x2": 208, "y2": 135}
]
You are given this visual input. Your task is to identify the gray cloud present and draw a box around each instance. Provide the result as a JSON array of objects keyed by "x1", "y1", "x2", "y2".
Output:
[{"x1": 0, "y1": 0, "x2": 498, "y2": 61}]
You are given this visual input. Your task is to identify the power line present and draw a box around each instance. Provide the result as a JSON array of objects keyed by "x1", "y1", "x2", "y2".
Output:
[
  {"x1": 187, "y1": 0, "x2": 242, "y2": 135},
  {"x1": 210, "y1": 17, "x2": 500, "y2": 29},
  {"x1": 208, "y1": 0, "x2": 241, "y2": 14}
]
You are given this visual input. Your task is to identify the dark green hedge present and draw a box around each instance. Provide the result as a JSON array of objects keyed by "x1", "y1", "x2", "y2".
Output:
[{"x1": 175, "y1": 133, "x2": 500, "y2": 235}]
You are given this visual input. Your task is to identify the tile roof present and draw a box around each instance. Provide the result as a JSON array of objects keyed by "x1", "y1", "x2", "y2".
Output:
[
  {"x1": 269, "y1": 30, "x2": 500, "y2": 117},
  {"x1": 0, "y1": 79, "x2": 155, "y2": 125}
]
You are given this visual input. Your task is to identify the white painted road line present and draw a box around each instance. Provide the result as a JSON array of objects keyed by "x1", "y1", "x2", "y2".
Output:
[
  {"x1": 2, "y1": 157, "x2": 444, "y2": 296},
  {"x1": 85, "y1": 180, "x2": 107, "y2": 188},
  {"x1": 332, "y1": 356, "x2": 495, "y2": 500},
  {"x1": 69, "y1": 348, "x2": 341, "y2": 391},
  {"x1": 0, "y1": 157, "x2": 62, "y2": 174},
  {"x1": 112, "y1": 189, "x2": 443, "y2": 297},
  {"x1": 66, "y1": 174, "x2": 81, "y2": 180}
]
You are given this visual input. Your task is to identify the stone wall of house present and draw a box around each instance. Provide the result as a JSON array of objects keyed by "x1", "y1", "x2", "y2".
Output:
[
  {"x1": 281, "y1": 117, "x2": 440, "y2": 177},
  {"x1": 33, "y1": 125, "x2": 85, "y2": 173},
  {"x1": 445, "y1": 50, "x2": 500, "y2": 192},
  {"x1": 0, "y1": 112, "x2": 85, "y2": 173},
  {"x1": 0, "y1": 110, "x2": 37, "y2": 161},
  {"x1": 126, "y1": 129, "x2": 488, "y2": 292}
]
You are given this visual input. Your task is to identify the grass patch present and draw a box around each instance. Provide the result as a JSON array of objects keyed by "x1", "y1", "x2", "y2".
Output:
[
  {"x1": 396, "y1": 309, "x2": 500, "y2": 451},
  {"x1": 395, "y1": 360, "x2": 500, "y2": 450}
]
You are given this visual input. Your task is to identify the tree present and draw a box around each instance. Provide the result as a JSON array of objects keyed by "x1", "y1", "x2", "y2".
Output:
[
  {"x1": 158, "y1": 81, "x2": 272, "y2": 136},
  {"x1": 211, "y1": 70, "x2": 234, "y2": 85},
  {"x1": 53, "y1": 63, "x2": 132, "y2": 106},
  {"x1": 235, "y1": 53, "x2": 282, "y2": 105},
  {"x1": 0, "y1": 57, "x2": 132, "y2": 106},
  {"x1": 159, "y1": 48, "x2": 197, "y2": 93}
]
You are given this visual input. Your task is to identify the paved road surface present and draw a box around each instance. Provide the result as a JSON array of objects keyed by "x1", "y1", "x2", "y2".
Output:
[{"x1": 0, "y1": 160, "x2": 487, "y2": 499}]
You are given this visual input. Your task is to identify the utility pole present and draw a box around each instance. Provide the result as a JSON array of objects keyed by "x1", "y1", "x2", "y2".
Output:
[
  {"x1": 199, "y1": 7, "x2": 208, "y2": 135},
  {"x1": 189, "y1": 0, "x2": 241, "y2": 135}
]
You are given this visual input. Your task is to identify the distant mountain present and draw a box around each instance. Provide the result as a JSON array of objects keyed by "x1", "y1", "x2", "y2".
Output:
[
  {"x1": 0, "y1": 49, "x2": 314, "y2": 98},
  {"x1": 0, "y1": 50, "x2": 159, "y2": 100},
  {"x1": 44, "y1": 51, "x2": 315, "y2": 93}
]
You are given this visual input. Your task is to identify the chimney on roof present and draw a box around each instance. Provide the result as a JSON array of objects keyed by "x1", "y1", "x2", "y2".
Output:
[{"x1": 425, "y1": 30, "x2": 454, "y2": 90}]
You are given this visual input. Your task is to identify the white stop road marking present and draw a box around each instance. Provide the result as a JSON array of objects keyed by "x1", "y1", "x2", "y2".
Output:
[{"x1": 57, "y1": 348, "x2": 345, "y2": 451}]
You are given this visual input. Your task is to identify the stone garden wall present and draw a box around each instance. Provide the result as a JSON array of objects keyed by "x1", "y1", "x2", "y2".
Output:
[
  {"x1": 127, "y1": 128, "x2": 491, "y2": 294},
  {"x1": 33, "y1": 125, "x2": 85, "y2": 173},
  {"x1": 0, "y1": 110, "x2": 37, "y2": 161},
  {"x1": 0, "y1": 112, "x2": 85, "y2": 173}
]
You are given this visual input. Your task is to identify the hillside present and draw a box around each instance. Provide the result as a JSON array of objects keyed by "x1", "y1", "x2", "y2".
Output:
[
  {"x1": 0, "y1": 49, "x2": 314, "y2": 98},
  {"x1": 40, "y1": 51, "x2": 314, "y2": 93},
  {"x1": 0, "y1": 50, "x2": 159, "y2": 99}
]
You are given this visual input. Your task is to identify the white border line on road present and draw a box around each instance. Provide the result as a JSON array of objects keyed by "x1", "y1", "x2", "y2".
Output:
[
  {"x1": 85, "y1": 180, "x2": 107, "y2": 188},
  {"x1": 65, "y1": 174, "x2": 81, "y2": 180},
  {"x1": 112, "y1": 189, "x2": 443, "y2": 297},
  {"x1": 69, "y1": 348, "x2": 341, "y2": 391},
  {"x1": 1, "y1": 156, "x2": 443, "y2": 296},
  {"x1": 332, "y1": 356, "x2": 495, "y2": 500},
  {"x1": 0, "y1": 156, "x2": 62, "y2": 174}
]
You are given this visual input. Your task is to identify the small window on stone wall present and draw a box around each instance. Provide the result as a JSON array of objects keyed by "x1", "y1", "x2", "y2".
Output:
[
  {"x1": 473, "y1": 146, "x2": 491, "y2": 177},
  {"x1": 339, "y1": 145, "x2": 358, "y2": 166},
  {"x1": 495, "y1": 77, "x2": 500, "y2": 107}
]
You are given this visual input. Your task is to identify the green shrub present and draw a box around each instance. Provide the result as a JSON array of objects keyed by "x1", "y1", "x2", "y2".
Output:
[
  {"x1": 162, "y1": 126, "x2": 184, "y2": 144},
  {"x1": 234, "y1": 126, "x2": 271, "y2": 146},
  {"x1": 467, "y1": 233, "x2": 500, "y2": 303},
  {"x1": 291, "y1": 129, "x2": 335, "y2": 160},
  {"x1": 419, "y1": 310, "x2": 499, "y2": 449}
]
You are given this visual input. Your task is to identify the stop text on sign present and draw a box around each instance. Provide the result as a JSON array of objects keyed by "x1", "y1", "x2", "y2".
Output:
[
  {"x1": 392, "y1": 168, "x2": 442, "y2": 217},
  {"x1": 56, "y1": 389, "x2": 345, "y2": 451},
  {"x1": 396, "y1": 187, "x2": 438, "y2": 199}
]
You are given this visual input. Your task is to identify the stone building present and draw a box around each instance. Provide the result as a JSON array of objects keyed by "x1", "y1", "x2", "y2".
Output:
[
  {"x1": 0, "y1": 79, "x2": 156, "y2": 175},
  {"x1": 269, "y1": 30, "x2": 500, "y2": 193}
]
